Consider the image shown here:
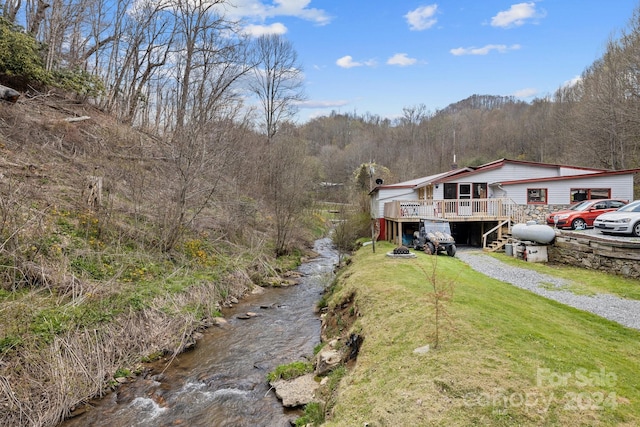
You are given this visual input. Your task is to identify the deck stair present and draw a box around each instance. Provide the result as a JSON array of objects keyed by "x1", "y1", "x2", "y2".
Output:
[
  {"x1": 484, "y1": 234, "x2": 512, "y2": 253},
  {"x1": 481, "y1": 218, "x2": 514, "y2": 251}
]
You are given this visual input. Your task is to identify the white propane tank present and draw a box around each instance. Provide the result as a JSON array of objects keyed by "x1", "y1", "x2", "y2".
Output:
[{"x1": 512, "y1": 222, "x2": 556, "y2": 244}]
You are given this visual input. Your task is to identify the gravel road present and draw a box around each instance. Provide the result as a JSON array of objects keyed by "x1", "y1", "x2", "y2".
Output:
[{"x1": 455, "y1": 250, "x2": 640, "y2": 331}]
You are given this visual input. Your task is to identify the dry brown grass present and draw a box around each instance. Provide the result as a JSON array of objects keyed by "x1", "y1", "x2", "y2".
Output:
[
  {"x1": 0, "y1": 274, "x2": 253, "y2": 427},
  {"x1": 0, "y1": 94, "x2": 305, "y2": 427}
]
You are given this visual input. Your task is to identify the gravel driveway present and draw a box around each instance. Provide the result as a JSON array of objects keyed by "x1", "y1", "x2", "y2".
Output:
[{"x1": 456, "y1": 250, "x2": 640, "y2": 331}]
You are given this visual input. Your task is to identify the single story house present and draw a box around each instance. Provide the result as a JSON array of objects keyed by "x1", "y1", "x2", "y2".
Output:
[{"x1": 370, "y1": 158, "x2": 640, "y2": 249}]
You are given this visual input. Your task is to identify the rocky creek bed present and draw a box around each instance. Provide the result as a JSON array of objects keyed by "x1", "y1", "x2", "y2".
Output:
[{"x1": 59, "y1": 237, "x2": 342, "y2": 427}]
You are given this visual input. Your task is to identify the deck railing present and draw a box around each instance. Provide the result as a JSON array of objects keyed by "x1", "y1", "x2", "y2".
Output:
[{"x1": 383, "y1": 198, "x2": 522, "y2": 222}]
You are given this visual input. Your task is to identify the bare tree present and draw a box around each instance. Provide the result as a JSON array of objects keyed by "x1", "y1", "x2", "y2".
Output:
[
  {"x1": 117, "y1": 1, "x2": 173, "y2": 125},
  {"x1": 25, "y1": 0, "x2": 49, "y2": 36},
  {"x1": 158, "y1": 108, "x2": 252, "y2": 251},
  {"x1": 561, "y1": 40, "x2": 629, "y2": 169},
  {"x1": 250, "y1": 34, "x2": 305, "y2": 141},
  {"x1": 148, "y1": 0, "x2": 253, "y2": 250},
  {"x1": 399, "y1": 103, "x2": 428, "y2": 145},
  {"x1": 172, "y1": 0, "x2": 219, "y2": 129},
  {"x1": 2, "y1": 0, "x2": 21, "y2": 23},
  {"x1": 262, "y1": 133, "x2": 314, "y2": 256},
  {"x1": 39, "y1": 0, "x2": 93, "y2": 71},
  {"x1": 100, "y1": 0, "x2": 160, "y2": 119},
  {"x1": 416, "y1": 258, "x2": 455, "y2": 350}
]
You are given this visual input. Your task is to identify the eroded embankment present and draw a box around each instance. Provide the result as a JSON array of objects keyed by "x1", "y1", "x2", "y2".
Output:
[{"x1": 306, "y1": 270, "x2": 365, "y2": 417}]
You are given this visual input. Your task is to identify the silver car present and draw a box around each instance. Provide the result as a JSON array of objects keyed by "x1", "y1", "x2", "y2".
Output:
[{"x1": 593, "y1": 200, "x2": 640, "y2": 236}]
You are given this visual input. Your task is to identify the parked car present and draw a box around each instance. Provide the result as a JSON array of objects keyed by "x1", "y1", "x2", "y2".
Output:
[
  {"x1": 593, "y1": 200, "x2": 640, "y2": 236},
  {"x1": 412, "y1": 219, "x2": 456, "y2": 256},
  {"x1": 545, "y1": 199, "x2": 628, "y2": 230}
]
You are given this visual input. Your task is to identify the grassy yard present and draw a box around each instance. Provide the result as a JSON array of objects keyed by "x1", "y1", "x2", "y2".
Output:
[
  {"x1": 489, "y1": 252, "x2": 640, "y2": 300},
  {"x1": 323, "y1": 242, "x2": 640, "y2": 426}
]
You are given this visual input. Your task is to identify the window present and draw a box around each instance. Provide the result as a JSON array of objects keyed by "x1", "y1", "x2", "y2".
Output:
[
  {"x1": 570, "y1": 188, "x2": 610, "y2": 202},
  {"x1": 444, "y1": 183, "x2": 457, "y2": 199},
  {"x1": 608, "y1": 200, "x2": 626, "y2": 209},
  {"x1": 418, "y1": 186, "x2": 433, "y2": 200},
  {"x1": 527, "y1": 188, "x2": 547, "y2": 204},
  {"x1": 473, "y1": 183, "x2": 488, "y2": 198}
]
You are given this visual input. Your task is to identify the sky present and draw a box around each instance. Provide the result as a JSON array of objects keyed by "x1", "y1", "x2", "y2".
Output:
[{"x1": 224, "y1": 1, "x2": 640, "y2": 123}]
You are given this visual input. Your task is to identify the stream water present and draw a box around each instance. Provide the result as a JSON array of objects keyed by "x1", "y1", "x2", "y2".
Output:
[{"x1": 60, "y1": 237, "x2": 338, "y2": 427}]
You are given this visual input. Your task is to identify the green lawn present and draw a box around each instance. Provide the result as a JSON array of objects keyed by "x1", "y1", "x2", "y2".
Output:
[
  {"x1": 323, "y1": 242, "x2": 640, "y2": 427},
  {"x1": 489, "y1": 252, "x2": 640, "y2": 300}
]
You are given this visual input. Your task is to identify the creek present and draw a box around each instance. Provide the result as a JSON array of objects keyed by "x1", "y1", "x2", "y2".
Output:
[{"x1": 60, "y1": 237, "x2": 338, "y2": 427}]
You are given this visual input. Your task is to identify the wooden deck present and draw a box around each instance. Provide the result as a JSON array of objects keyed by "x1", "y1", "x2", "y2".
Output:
[
  {"x1": 382, "y1": 198, "x2": 526, "y2": 247},
  {"x1": 383, "y1": 198, "x2": 521, "y2": 222}
]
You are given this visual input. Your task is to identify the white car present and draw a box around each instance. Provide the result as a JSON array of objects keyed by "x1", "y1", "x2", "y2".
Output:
[{"x1": 593, "y1": 200, "x2": 640, "y2": 236}]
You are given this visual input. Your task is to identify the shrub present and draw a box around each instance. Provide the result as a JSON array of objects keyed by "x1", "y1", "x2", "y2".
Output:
[
  {"x1": 50, "y1": 69, "x2": 105, "y2": 97},
  {"x1": 0, "y1": 18, "x2": 105, "y2": 96},
  {"x1": 332, "y1": 211, "x2": 370, "y2": 252},
  {"x1": 0, "y1": 18, "x2": 49, "y2": 85}
]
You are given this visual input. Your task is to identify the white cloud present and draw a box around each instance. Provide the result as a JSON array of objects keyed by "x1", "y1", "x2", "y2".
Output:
[
  {"x1": 491, "y1": 2, "x2": 545, "y2": 28},
  {"x1": 243, "y1": 22, "x2": 288, "y2": 37},
  {"x1": 336, "y1": 55, "x2": 377, "y2": 68},
  {"x1": 336, "y1": 56, "x2": 360, "y2": 68},
  {"x1": 405, "y1": 4, "x2": 438, "y2": 31},
  {"x1": 222, "y1": 0, "x2": 331, "y2": 25},
  {"x1": 513, "y1": 88, "x2": 538, "y2": 98},
  {"x1": 450, "y1": 44, "x2": 521, "y2": 56},
  {"x1": 387, "y1": 53, "x2": 417, "y2": 66}
]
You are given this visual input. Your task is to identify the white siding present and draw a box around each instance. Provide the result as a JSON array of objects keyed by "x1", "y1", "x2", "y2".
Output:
[
  {"x1": 372, "y1": 187, "x2": 419, "y2": 218},
  {"x1": 370, "y1": 161, "x2": 636, "y2": 217},
  {"x1": 449, "y1": 163, "x2": 608, "y2": 187},
  {"x1": 489, "y1": 184, "x2": 507, "y2": 198},
  {"x1": 559, "y1": 166, "x2": 601, "y2": 176},
  {"x1": 432, "y1": 185, "x2": 444, "y2": 199},
  {"x1": 501, "y1": 175, "x2": 634, "y2": 205},
  {"x1": 464, "y1": 164, "x2": 560, "y2": 184}
]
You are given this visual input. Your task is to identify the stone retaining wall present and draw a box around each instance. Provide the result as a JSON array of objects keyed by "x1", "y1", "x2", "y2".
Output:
[
  {"x1": 548, "y1": 232, "x2": 640, "y2": 279},
  {"x1": 519, "y1": 204, "x2": 570, "y2": 224}
]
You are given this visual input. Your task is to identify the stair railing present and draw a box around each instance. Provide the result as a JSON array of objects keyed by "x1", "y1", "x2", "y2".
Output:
[{"x1": 482, "y1": 219, "x2": 511, "y2": 249}]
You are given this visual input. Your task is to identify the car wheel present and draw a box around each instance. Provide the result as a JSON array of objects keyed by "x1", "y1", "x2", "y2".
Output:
[
  {"x1": 425, "y1": 242, "x2": 436, "y2": 255},
  {"x1": 446, "y1": 244, "x2": 457, "y2": 257},
  {"x1": 633, "y1": 222, "x2": 640, "y2": 237},
  {"x1": 571, "y1": 218, "x2": 586, "y2": 230}
]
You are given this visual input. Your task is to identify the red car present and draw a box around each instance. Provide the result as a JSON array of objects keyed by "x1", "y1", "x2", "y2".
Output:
[{"x1": 546, "y1": 199, "x2": 628, "y2": 230}]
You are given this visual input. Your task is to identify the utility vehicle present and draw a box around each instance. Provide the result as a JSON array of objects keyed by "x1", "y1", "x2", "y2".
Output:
[{"x1": 412, "y1": 219, "x2": 456, "y2": 256}]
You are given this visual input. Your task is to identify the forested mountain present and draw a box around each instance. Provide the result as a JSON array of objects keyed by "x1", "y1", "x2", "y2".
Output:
[
  {"x1": 299, "y1": 60, "x2": 640, "y2": 186},
  {"x1": 437, "y1": 94, "x2": 525, "y2": 114}
]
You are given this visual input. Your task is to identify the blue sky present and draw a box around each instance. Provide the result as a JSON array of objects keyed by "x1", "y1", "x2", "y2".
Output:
[{"x1": 226, "y1": 1, "x2": 639, "y2": 123}]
